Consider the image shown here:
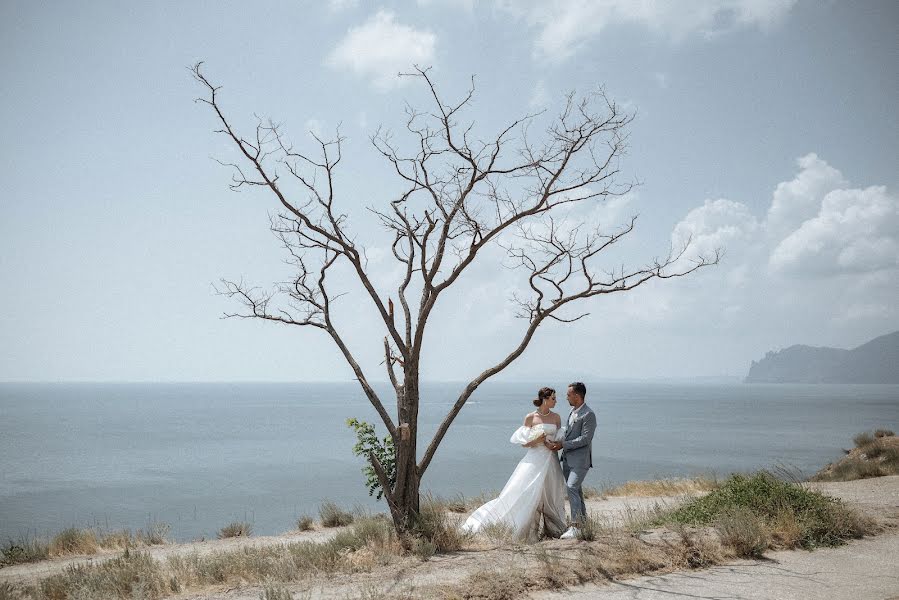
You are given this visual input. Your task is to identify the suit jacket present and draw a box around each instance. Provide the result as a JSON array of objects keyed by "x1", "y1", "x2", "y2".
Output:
[{"x1": 561, "y1": 404, "x2": 596, "y2": 470}]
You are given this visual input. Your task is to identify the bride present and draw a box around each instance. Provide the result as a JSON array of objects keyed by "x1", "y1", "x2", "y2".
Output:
[{"x1": 461, "y1": 387, "x2": 568, "y2": 542}]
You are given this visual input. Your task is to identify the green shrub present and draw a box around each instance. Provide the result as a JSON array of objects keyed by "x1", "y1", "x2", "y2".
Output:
[
  {"x1": 656, "y1": 471, "x2": 871, "y2": 550},
  {"x1": 346, "y1": 418, "x2": 395, "y2": 501}
]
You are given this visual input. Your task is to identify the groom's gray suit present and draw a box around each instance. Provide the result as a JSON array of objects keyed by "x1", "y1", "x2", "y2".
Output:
[{"x1": 561, "y1": 404, "x2": 596, "y2": 524}]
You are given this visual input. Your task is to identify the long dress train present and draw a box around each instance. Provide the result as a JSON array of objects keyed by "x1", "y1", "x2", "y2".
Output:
[{"x1": 461, "y1": 423, "x2": 568, "y2": 543}]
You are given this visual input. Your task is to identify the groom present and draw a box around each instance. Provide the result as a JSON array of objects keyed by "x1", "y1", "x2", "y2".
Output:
[{"x1": 545, "y1": 381, "x2": 596, "y2": 539}]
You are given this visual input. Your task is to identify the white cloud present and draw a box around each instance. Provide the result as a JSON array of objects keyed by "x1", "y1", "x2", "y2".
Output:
[
  {"x1": 766, "y1": 152, "x2": 848, "y2": 237},
  {"x1": 769, "y1": 185, "x2": 899, "y2": 276},
  {"x1": 498, "y1": 0, "x2": 797, "y2": 62},
  {"x1": 669, "y1": 153, "x2": 899, "y2": 284},
  {"x1": 591, "y1": 192, "x2": 637, "y2": 227},
  {"x1": 326, "y1": 10, "x2": 436, "y2": 91},
  {"x1": 671, "y1": 197, "x2": 759, "y2": 262},
  {"x1": 659, "y1": 152, "x2": 898, "y2": 341}
]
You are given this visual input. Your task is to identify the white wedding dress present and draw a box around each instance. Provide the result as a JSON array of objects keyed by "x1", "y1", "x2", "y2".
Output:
[{"x1": 461, "y1": 422, "x2": 568, "y2": 542}]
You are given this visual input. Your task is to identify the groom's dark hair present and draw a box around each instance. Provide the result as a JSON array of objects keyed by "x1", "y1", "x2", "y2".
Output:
[{"x1": 569, "y1": 382, "x2": 587, "y2": 399}]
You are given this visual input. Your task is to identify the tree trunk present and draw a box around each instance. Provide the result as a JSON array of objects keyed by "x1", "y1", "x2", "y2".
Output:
[{"x1": 390, "y1": 365, "x2": 421, "y2": 533}]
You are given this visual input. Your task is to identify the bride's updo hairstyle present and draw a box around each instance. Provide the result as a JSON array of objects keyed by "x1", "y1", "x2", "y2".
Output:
[{"x1": 533, "y1": 387, "x2": 555, "y2": 407}]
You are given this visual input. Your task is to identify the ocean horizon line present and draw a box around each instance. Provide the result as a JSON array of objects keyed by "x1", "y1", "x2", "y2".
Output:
[{"x1": 0, "y1": 376, "x2": 748, "y2": 385}]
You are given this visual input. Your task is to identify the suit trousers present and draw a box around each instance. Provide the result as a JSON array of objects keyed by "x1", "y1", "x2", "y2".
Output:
[{"x1": 562, "y1": 459, "x2": 589, "y2": 524}]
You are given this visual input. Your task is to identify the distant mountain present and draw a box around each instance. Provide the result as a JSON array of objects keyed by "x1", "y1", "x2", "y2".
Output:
[{"x1": 745, "y1": 331, "x2": 899, "y2": 383}]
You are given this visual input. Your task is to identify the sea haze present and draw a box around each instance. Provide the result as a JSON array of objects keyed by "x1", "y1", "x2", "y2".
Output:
[{"x1": 1, "y1": 381, "x2": 897, "y2": 542}]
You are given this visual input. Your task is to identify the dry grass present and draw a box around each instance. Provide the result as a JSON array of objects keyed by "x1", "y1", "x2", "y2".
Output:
[
  {"x1": 2, "y1": 523, "x2": 169, "y2": 567},
  {"x1": 1, "y1": 536, "x2": 50, "y2": 567},
  {"x1": 319, "y1": 501, "x2": 355, "y2": 527},
  {"x1": 218, "y1": 521, "x2": 252, "y2": 539},
  {"x1": 714, "y1": 506, "x2": 769, "y2": 558},
  {"x1": 259, "y1": 584, "x2": 301, "y2": 600},
  {"x1": 38, "y1": 548, "x2": 172, "y2": 600},
  {"x1": 9, "y1": 516, "x2": 406, "y2": 600},
  {"x1": 296, "y1": 516, "x2": 315, "y2": 531},
  {"x1": 617, "y1": 501, "x2": 673, "y2": 533},
  {"x1": 576, "y1": 511, "x2": 608, "y2": 541},
  {"x1": 445, "y1": 493, "x2": 470, "y2": 514},
  {"x1": 48, "y1": 528, "x2": 100, "y2": 556},
  {"x1": 432, "y1": 490, "x2": 497, "y2": 514},
  {"x1": 582, "y1": 486, "x2": 603, "y2": 500},
  {"x1": 3, "y1": 467, "x2": 884, "y2": 600},
  {"x1": 0, "y1": 583, "x2": 19, "y2": 600},
  {"x1": 479, "y1": 522, "x2": 515, "y2": 546},
  {"x1": 812, "y1": 428, "x2": 899, "y2": 481},
  {"x1": 444, "y1": 566, "x2": 529, "y2": 600},
  {"x1": 662, "y1": 524, "x2": 725, "y2": 569},
  {"x1": 412, "y1": 495, "x2": 471, "y2": 552},
  {"x1": 601, "y1": 476, "x2": 718, "y2": 497},
  {"x1": 769, "y1": 506, "x2": 803, "y2": 548},
  {"x1": 442, "y1": 529, "x2": 725, "y2": 600}
]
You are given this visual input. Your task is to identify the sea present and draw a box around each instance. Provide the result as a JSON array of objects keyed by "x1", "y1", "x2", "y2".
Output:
[{"x1": 1, "y1": 381, "x2": 897, "y2": 542}]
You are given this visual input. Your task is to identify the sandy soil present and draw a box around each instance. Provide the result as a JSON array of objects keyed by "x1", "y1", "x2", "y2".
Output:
[
  {"x1": 2, "y1": 477, "x2": 897, "y2": 599},
  {"x1": 531, "y1": 476, "x2": 899, "y2": 600},
  {"x1": 0, "y1": 494, "x2": 680, "y2": 593}
]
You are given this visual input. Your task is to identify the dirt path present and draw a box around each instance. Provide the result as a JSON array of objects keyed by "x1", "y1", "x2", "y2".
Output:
[
  {"x1": 3, "y1": 477, "x2": 896, "y2": 599},
  {"x1": 529, "y1": 532, "x2": 899, "y2": 600},
  {"x1": 0, "y1": 495, "x2": 683, "y2": 596},
  {"x1": 530, "y1": 476, "x2": 899, "y2": 600}
]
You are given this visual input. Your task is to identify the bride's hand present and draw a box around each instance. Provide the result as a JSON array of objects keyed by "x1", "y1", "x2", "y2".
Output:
[{"x1": 523, "y1": 433, "x2": 546, "y2": 447}]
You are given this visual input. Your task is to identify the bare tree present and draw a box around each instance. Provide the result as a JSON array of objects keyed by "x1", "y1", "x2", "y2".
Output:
[{"x1": 190, "y1": 62, "x2": 718, "y2": 533}]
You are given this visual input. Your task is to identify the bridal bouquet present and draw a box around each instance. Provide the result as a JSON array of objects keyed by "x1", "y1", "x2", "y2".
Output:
[
  {"x1": 524, "y1": 423, "x2": 550, "y2": 443},
  {"x1": 510, "y1": 423, "x2": 557, "y2": 446}
]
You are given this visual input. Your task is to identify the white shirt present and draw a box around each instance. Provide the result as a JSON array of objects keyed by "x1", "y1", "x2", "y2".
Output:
[{"x1": 568, "y1": 403, "x2": 586, "y2": 427}]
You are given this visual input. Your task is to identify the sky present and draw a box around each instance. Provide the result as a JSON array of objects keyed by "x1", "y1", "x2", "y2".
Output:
[{"x1": 1, "y1": 0, "x2": 897, "y2": 382}]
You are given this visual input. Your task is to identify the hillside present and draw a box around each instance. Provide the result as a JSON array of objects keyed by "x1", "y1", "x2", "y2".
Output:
[{"x1": 745, "y1": 331, "x2": 899, "y2": 383}]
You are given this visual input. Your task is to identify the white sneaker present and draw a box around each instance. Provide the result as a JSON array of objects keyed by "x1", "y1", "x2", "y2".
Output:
[{"x1": 559, "y1": 526, "x2": 579, "y2": 540}]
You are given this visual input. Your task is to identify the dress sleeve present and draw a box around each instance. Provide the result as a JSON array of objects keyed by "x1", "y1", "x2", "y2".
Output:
[{"x1": 509, "y1": 426, "x2": 531, "y2": 445}]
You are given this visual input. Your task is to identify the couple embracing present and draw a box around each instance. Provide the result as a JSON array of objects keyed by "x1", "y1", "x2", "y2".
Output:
[{"x1": 462, "y1": 382, "x2": 596, "y2": 542}]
